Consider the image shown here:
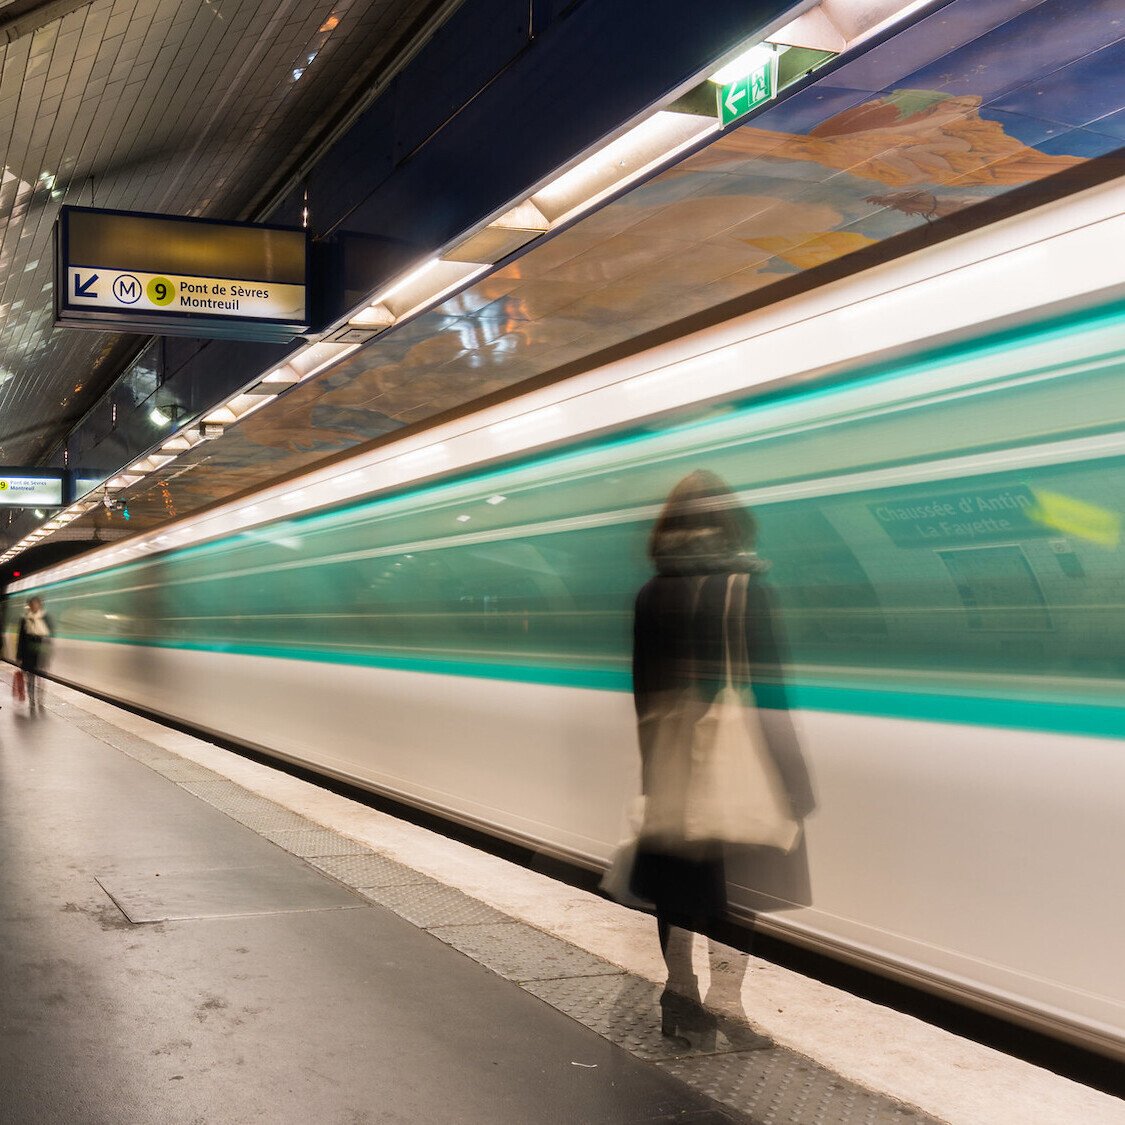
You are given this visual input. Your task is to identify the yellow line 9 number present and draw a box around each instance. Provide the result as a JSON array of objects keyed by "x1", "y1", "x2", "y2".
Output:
[{"x1": 147, "y1": 277, "x2": 176, "y2": 306}]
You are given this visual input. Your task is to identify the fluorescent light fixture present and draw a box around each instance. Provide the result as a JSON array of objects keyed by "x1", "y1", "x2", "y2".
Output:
[
  {"x1": 348, "y1": 304, "x2": 396, "y2": 329},
  {"x1": 373, "y1": 258, "x2": 441, "y2": 306},
  {"x1": 128, "y1": 455, "x2": 171, "y2": 473},
  {"x1": 854, "y1": 0, "x2": 931, "y2": 43},
  {"x1": 247, "y1": 365, "x2": 302, "y2": 395},
  {"x1": 767, "y1": 0, "x2": 930, "y2": 53},
  {"x1": 107, "y1": 473, "x2": 143, "y2": 489},
  {"x1": 348, "y1": 260, "x2": 489, "y2": 330},
  {"x1": 528, "y1": 111, "x2": 719, "y2": 228},
  {"x1": 261, "y1": 365, "x2": 301, "y2": 386},
  {"x1": 226, "y1": 392, "x2": 275, "y2": 417},
  {"x1": 445, "y1": 201, "x2": 551, "y2": 264},
  {"x1": 710, "y1": 42, "x2": 776, "y2": 85},
  {"x1": 492, "y1": 200, "x2": 550, "y2": 230},
  {"x1": 287, "y1": 341, "x2": 360, "y2": 381},
  {"x1": 384, "y1": 260, "x2": 490, "y2": 320}
]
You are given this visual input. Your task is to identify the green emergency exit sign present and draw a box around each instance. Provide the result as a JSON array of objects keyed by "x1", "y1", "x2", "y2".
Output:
[{"x1": 717, "y1": 58, "x2": 776, "y2": 126}]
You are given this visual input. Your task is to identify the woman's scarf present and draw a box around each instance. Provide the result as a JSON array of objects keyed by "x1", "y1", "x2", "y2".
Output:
[{"x1": 651, "y1": 526, "x2": 769, "y2": 577}]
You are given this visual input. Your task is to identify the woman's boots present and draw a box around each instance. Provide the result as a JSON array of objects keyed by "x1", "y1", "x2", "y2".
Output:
[
  {"x1": 703, "y1": 939, "x2": 750, "y2": 1022},
  {"x1": 659, "y1": 926, "x2": 718, "y2": 1050}
]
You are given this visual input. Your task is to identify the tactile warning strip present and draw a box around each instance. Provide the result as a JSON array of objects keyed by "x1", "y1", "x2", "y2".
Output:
[
  {"x1": 178, "y1": 780, "x2": 250, "y2": 804},
  {"x1": 659, "y1": 1050, "x2": 941, "y2": 1124},
  {"x1": 261, "y1": 829, "x2": 372, "y2": 858},
  {"x1": 178, "y1": 781, "x2": 310, "y2": 831},
  {"x1": 55, "y1": 710, "x2": 194, "y2": 769},
  {"x1": 429, "y1": 922, "x2": 625, "y2": 983},
  {"x1": 146, "y1": 758, "x2": 224, "y2": 783},
  {"x1": 523, "y1": 974, "x2": 771, "y2": 1062},
  {"x1": 356, "y1": 881, "x2": 513, "y2": 928},
  {"x1": 227, "y1": 807, "x2": 313, "y2": 832},
  {"x1": 307, "y1": 853, "x2": 437, "y2": 888}
]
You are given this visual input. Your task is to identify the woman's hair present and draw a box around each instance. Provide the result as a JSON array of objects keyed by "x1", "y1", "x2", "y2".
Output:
[{"x1": 648, "y1": 470, "x2": 756, "y2": 561}]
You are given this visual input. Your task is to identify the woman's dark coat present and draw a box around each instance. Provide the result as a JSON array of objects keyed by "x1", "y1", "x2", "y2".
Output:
[
  {"x1": 630, "y1": 530, "x2": 811, "y2": 921},
  {"x1": 16, "y1": 613, "x2": 52, "y2": 674}
]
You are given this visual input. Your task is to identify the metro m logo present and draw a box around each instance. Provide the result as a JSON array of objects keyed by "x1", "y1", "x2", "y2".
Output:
[{"x1": 112, "y1": 274, "x2": 142, "y2": 304}]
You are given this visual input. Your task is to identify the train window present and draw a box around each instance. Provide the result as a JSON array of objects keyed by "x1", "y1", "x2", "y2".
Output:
[{"x1": 938, "y1": 546, "x2": 1051, "y2": 633}]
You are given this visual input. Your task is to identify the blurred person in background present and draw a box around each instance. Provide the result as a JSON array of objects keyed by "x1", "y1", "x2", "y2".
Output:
[
  {"x1": 632, "y1": 470, "x2": 805, "y2": 1046},
  {"x1": 17, "y1": 596, "x2": 53, "y2": 713}
]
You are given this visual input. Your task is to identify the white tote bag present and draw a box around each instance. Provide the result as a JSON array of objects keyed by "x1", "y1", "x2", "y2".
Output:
[{"x1": 642, "y1": 575, "x2": 801, "y2": 853}]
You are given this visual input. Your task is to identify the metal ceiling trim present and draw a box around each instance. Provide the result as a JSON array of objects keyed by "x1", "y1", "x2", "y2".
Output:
[{"x1": 0, "y1": 0, "x2": 92, "y2": 45}]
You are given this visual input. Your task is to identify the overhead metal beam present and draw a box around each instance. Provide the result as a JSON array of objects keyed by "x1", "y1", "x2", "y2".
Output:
[{"x1": 0, "y1": 0, "x2": 92, "y2": 44}]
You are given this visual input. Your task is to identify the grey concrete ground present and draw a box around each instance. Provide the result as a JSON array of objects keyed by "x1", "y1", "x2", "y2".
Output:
[{"x1": 0, "y1": 693, "x2": 740, "y2": 1125}]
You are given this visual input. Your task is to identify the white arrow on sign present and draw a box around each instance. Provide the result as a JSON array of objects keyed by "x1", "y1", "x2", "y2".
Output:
[{"x1": 724, "y1": 80, "x2": 747, "y2": 117}]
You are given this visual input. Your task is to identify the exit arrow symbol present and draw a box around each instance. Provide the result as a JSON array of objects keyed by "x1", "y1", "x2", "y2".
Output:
[
  {"x1": 74, "y1": 272, "x2": 99, "y2": 297},
  {"x1": 724, "y1": 81, "x2": 747, "y2": 117}
]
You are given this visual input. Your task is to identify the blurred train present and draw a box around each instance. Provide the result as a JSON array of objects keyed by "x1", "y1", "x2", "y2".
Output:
[{"x1": 6, "y1": 180, "x2": 1125, "y2": 1059}]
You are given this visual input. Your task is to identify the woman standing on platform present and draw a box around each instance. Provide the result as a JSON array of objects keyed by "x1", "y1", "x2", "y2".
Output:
[
  {"x1": 16, "y1": 596, "x2": 53, "y2": 713},
  {"x1": 631, "y1": 470, "x2": 802, "y2": 1046}
]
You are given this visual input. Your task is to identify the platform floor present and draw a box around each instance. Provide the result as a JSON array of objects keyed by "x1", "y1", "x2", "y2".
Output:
[{"x1": 1, "y1": 674, "x2": 1121, "y2": 1125}]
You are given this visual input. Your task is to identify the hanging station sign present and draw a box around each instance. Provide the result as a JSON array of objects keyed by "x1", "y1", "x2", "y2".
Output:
[
  {"x1": 0, "y1": 471, "x2": 65, "y2": 508},
  {"x1": 55, "y1": 206, "x2": 308, "y2": 342}
]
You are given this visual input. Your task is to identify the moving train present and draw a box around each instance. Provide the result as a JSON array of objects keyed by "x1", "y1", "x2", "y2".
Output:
[{"x1": 7, "y1": 180, "x2": 1124, "y2": 1059}]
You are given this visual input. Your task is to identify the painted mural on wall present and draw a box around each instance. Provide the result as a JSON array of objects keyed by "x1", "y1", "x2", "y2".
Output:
[{"x1": 111, "y1": 0, "x2": 1122, "y2": 533}]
